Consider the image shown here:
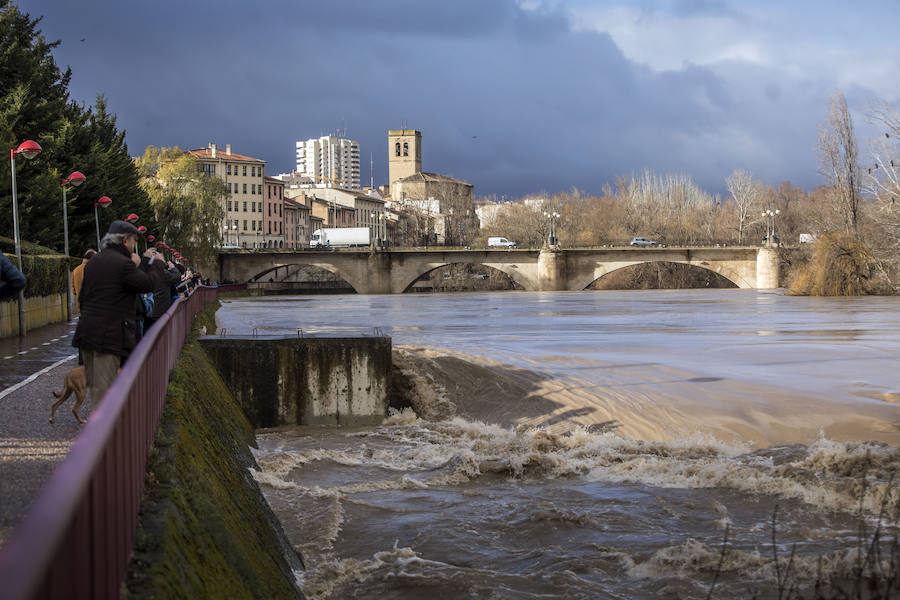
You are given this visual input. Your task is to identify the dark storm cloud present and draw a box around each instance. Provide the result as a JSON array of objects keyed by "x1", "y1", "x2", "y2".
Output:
[{"x1": 23, "y1": 0, "x2": 834, "y2": 196}]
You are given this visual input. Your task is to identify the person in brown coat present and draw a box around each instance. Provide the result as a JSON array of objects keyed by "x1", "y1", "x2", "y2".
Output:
[
  {"x1": 72, "y1": 221, "x2": 162, "y2": 406},
  {"x1": 71, "y1": 248, "x2": 96, "y2": 317}
]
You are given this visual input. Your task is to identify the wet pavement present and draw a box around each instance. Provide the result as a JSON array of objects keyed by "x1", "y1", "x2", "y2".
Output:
[
  {"x1": 0, "y1": 320, "x2": 88, "y2": 546},
  {"x1": 0, "y1": 319, "x2": 77, "y2": 392}
]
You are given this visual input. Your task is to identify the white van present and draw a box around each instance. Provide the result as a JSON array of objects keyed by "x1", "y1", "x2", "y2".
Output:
[{"x1": 488, "y1": 237, "x2": 517, "y2": 248}]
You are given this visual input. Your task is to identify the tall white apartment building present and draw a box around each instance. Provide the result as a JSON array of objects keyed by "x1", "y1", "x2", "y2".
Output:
[{"x1": 295, "y1": 135, "x2": 360, "y2": 190}]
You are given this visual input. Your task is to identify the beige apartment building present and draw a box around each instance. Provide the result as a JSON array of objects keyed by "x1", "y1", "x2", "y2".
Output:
[
  {"x1": 189, "y1": 143, "x2": 266, "y2": 248},
  {"x1": 263, "y1": 176, "x2": 285, "y2": 248}
]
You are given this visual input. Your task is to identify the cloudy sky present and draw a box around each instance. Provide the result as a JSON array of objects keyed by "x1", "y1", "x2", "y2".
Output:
[{"x1": 22, "y1": 0, "x2": 900, "y2": 198}]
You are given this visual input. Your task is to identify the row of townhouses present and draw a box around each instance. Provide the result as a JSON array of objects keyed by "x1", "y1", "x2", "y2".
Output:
[{"x1": 189, "y1": 129, "x2": 477, "y2": 249}]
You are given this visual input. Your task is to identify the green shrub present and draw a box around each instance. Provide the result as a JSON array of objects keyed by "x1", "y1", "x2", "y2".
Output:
[{"x1": 0, "y1": 236, "x2": 79, "y2": 299}]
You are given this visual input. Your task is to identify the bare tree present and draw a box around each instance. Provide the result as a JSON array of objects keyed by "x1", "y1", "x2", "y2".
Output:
[
  {"x1": 818, "y1": 90, "x2": 861, "y2": 235},
  {"x1": 725, "y1": 169, "x2": 762, "y2": 244},
  {"x1": 863, "y1": 100, "x2": 900, "y2": 251}
]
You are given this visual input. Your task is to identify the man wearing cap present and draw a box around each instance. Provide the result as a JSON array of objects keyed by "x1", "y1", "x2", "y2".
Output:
[{"x1": 72, "y1": 220, "x2": 163, "y2": 407}]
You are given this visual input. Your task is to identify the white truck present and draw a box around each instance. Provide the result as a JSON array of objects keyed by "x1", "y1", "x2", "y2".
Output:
[
  {"x1": 488, "y1": 237, "x2": 517, "y2": 248},
  {"x1": 310, "y1": 227, "x2": 370, "y2": 248}
]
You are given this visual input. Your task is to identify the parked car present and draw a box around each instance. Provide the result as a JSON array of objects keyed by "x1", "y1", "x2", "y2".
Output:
[{"x1": 629, "y1": 237, "x2": 659, "y2": 247}]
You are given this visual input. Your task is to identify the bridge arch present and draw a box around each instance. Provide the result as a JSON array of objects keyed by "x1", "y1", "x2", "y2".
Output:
[
  {"x1": 398, "y1": 261, "x2": 525, "y2": 293},
  {"x1": 395, "y1": 259, "x2": 534, "y2": 293},
  {"x1": 574, "y1": 259, "x2": 753, "y2": 290},
  {"x1": 243, "y1": 260, "x2": 364, "y2": 293}
]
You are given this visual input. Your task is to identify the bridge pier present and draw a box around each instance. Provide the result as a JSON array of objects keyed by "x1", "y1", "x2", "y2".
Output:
[
  {"x1": 364, "y1": 251, "x2": 392, "y2": 294},
  {"x1": 538, "y1": 248, "x2": 567, "y2": 291},
  {"x1": 756, "y1": 248, "x2": 780, "y2": 289}
]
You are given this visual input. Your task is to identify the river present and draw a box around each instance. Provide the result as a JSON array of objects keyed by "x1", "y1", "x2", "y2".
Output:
[{"x1": 215, "y1": 289, "x2": 900, "y2": 599}]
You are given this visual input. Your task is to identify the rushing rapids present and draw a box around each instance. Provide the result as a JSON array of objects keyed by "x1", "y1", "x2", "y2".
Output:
[{"x1": 217, "y1": 290, "x2": 900, "y2": 598}]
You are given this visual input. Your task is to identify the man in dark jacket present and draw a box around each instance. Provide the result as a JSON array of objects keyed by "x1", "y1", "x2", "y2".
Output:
[
  {"x1": 72, "y1": 220, "x2": 162, "y2": 406},
  {"x1": 144, "y1": 259, "x2": 181, "y2": 330},
  {"x1": 0, "y1": 250, "x2": 26, "y2": 301}
]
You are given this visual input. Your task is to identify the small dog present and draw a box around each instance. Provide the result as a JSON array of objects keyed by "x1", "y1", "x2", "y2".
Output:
[{"x1": 50, "y1": 365, "x2": 87, "y2": 424}]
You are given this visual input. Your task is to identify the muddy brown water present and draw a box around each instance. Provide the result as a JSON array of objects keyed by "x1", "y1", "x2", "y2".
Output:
[{"x1": 216, "y1": 290, "x2": 900, "y2": 599}]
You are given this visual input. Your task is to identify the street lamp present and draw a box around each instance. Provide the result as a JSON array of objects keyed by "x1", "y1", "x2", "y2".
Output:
[
  {"x1": 370, "y1": 211, "x2": 384, "y2": 248},
  {"x1": 61, "y1": 170, "x2": 86, "y2": 321},
  {"x1": 543, "y1": 210, "x2": 561, "y2": 247},
  {"x1": 9, "y1": 140, "x2": 42, "y2": 336},
  {"x1": 94, "y1": 196, "x2": 112, "y2": 248},
  {"x1": 762, "y1": 208, "x2": 780, "y2": 247}
]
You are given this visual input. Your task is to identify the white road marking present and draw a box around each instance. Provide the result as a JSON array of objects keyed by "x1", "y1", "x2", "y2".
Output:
[{"x1": 0, "y1": 354, "x2": 78, "y2": 401}]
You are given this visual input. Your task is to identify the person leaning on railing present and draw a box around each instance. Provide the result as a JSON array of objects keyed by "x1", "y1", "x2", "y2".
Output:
[
  {"x1": 0, "y1": 249, "x2": 27, "y2": 301},
  {"x1": 72, "y1": 220, "x2": 163, "y2": 407}
]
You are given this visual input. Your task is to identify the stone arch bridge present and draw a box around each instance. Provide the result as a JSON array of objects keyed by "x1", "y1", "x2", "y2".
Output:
[{"x1": 217, "y1": 247, "x2": 780, "y2": 294}]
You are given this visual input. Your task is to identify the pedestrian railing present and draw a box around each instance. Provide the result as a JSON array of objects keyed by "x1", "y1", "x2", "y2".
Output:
[{"x1": 0, "y1": 283, "x2": 245, "y2": 600}]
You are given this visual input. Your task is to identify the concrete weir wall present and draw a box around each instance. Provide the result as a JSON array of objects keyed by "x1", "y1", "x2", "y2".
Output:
[{"x1": 200, "y1": 337, "x2": 392, "y2": 428}]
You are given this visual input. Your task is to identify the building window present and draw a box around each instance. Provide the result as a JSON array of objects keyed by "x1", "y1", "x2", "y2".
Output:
[
  {"x1": 243, "y1": 201, "x2": 247, "y2": 211},
  {"x1": 268, "y1": 222, "x2": 271, "y2": 234},
  {"x1": 268, "y1": 204, "x2": 271, "y2": 216},
  {"x1": 233, "y1": 183, "x2": 238, "y2": 193},
  {"x1": 233, "y1": 219, "x2": 238, "y2": 230},
  {"x1": 403, "y1": 142, "x2": 408, "y2": 157},
  {"x1": 279, "y1": 188, "x2": 282, "y2": 199},
  {"x1": 241, "y1": 165, "x2": 246, "y2": 176},
  {"x1": 258, "y1": 220, "x2": 262, "y2": 230},
  {"x1": 243, "y1": 183, "x2": 247, "y2": 194},
  {"x1": 227, "y1": 200, "x2": 232, "y2": 211},
  {"x1": 227, "y1": 165, "x2": 231, "y2": 175},
  {"x1": 268, "y1": 186, "x2": 271, "y2": 199},
  {"x1": 251, "y1": 184, "x2": 255, "y2": 195},
  {"x1": 200, "y1": 163, "x2": 216, "y2": 177},
  {"x1": 395, "y1": 142, "x2": 401, "y2": 157},
  {"x1": 243, "y1": 220, "x2": 247, "y2": 230},
  {"x1": 252, "y1": 220, "x2": 256, "y2": 231},
  {"x1": 279, "y1": 204, "x2": 282, "y2": 216}
]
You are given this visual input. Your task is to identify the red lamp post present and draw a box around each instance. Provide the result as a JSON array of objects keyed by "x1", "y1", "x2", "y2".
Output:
[
  {"x1": 94, "y1": 196, "x2": 112, "y2": 248},
  {"x1": 61, "y1": 170, "x2": 86, "y2": 320},
  {"x1": 9, "y1": 140, "x2": 42, "y2": 336}
]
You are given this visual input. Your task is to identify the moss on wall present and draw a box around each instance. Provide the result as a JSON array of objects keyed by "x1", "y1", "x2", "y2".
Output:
[{"x1": 126, "y1": 307, "x2": 303, "y2": 599}]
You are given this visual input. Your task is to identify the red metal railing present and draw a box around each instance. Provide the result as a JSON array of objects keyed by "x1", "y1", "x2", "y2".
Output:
[{"x1": 0, "y1": 284, "x2": 244, "y2": 600}]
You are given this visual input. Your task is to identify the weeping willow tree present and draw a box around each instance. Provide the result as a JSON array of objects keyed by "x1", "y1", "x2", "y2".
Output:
[
  {"x1": 787, "y1": 232, "x2": 890, "y2": 296},
  {"x1": 137, "y1": 146, "x2": 227, "y2": 264}
]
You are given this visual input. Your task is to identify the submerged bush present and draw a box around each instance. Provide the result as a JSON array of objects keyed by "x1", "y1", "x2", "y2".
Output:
[{"x1": 787, "y1": 233, "x2": 892, "y2": 296}]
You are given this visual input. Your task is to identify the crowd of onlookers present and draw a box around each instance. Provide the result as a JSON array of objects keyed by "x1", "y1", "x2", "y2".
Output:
[
  {"x1": 0, "y1": 219, "x2": 215, "y2": 413},
  {"x1": 69, "y1": 220, "x2": 209, "y2": 404},
  {"x1": 0, "y1": 219, "x2": 207, "y2": 409}
]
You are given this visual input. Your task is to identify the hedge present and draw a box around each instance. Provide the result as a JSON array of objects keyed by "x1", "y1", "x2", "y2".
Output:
[{"x1": 0, "y1": 236, "x2": 78, "y2": 299}]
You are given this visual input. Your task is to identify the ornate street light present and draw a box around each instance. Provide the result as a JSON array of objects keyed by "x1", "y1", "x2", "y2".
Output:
[
  {"x1": 61, "y1": 170, "x2": 86, "y2": 320},
  {"x1": 543, "y1": 210, "x2": 561, "y2": 247},
  {"x1": 9, "y1": 140, "x2": 42, "y2": 335},
  {"x1": 94, "y1": 196, "x2": 112, "y2": 248},
  {"x1": 762, "y1": 208, "x2": 781, "y2": 247},
  {"x1": 370, "y1": 211, "x2": 384, "y2": 248}
]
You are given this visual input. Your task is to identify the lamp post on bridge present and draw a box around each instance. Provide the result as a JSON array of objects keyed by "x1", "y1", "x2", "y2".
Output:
[
  {"x1": 762, "y1": 208, "x2": 780, "y2": 247},
  {"x1": 370, "y1": 212, "x2": 384, "y2": 249},
  {"x1": 9, "y1": 140, "x2": 42, "y2": 336},
  {"x1": 543, "y1": 210, "x2": 560, "y2": 247},
  {"x1": 61, "y1": 170, "x2": 86, "y2": 320}
]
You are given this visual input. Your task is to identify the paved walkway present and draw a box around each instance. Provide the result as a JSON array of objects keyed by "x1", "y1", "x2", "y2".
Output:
[{"x1": 0, "y1": 321, "x2": 91, "y2": 546}]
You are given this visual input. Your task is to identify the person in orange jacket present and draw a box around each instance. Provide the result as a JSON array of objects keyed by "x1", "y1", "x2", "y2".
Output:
[{"x1": 71, "y1": 248, "x2": 96, "y2": 317}]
